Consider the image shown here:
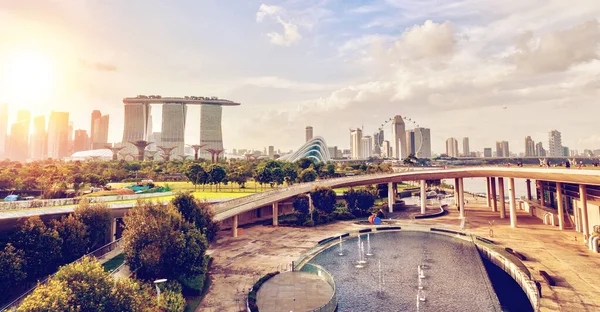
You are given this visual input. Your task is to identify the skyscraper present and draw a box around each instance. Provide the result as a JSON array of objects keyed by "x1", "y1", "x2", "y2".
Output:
[
  {"x1": 483, "y1": 148, "x2": 492, "y2": 157},
  {"x1": 361, "y1": 136, "x2": 372, "y2": 159},
  {"x1": 415, "y1": 128, "x2": 431, "y2": 158},
  {"x1": 92, "y1": 115, "x2": 109, "y2": 149},
  {"x1": 382, "y1": 140, "x2": 391, "y2": 158},
  {"x1": 391, "y1": 115, "x2": 407, "y2": 159},
  {"x1": 350, "y1": 128, "x2": 362, "y2": 159},
  {"x1": 31, "y1": 115, "x2": 47, "y2": 160},
  {"x1": 268, "y1": 145, "x2": 274, "y2": 157},
  {"x1": 8, "y1": 110, "x2": 31, "y2": 161},
  {"x1": 162, "y1": 103, "x2": 187, "y2": 156},
  {"x1": 562, "y1": 146, "x2": 569, "y2": 157},
  {"x1": 496, "y1": 141, "x2": 510, "y2": 157},
  {"x1": 305, "y1": 126, "x2": 313, "y2": 142},
  {"x1": 73, "y1": 130, "x2": 89, "y2": 153},
  {"x1": 548, "y1": 130, "x2": 562, "y2": 157},
  {"x1": 373, "y1": 130, "x2": 383, "y2": 156},
  {"x1": 462, "y1": 137, "x2": 470, "y2": 157},
  {"x1": 406, "y1": 130, "x2": 415, "y2": 156},
  {"x1": 445, "y1": 138, "x2": 459, "y2": 157},
  {"x1": 47, "y1": 111, "x2": 70, "y2": 159},
  {"x1": 525, "y1": 136, "x2": 536, "y2": 157},
  {"x1": 535, "y1": 142, "x2": 546, "y2": 157},
  {"x1": 0, "y1": 104, "x2": 7, "y2": 158},
  {"x1": 90, "y1": 110, "x2": 101, "y2": 149}
]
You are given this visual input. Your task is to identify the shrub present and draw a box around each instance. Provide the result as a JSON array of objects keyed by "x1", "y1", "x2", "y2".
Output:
[
  {"x1": 310, "y1": 187, "x2": 336, "y2": 214},
  {"x1": 332, "y1": 206, "x2": 355, "y2": 220}
]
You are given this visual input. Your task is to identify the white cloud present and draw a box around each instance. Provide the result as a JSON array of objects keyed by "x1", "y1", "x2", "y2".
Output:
[{"x1": 256, "y1": 3, "x2": 302, "y2": 46}]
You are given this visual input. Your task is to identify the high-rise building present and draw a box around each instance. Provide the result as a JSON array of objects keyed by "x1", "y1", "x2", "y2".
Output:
[
  {"x1": 445, "y1": 138, "x2": 459, "y2": 157},
  {"x1": 373, "y1": 130, "x2": 383, "y2": 156},
  {"x1": 391, "y1": 115, "x2": 407, "y2": 159},
  {"x1": 90, "y1": 110, "x2": 101, "y2": 149},
  {"x1": 535, "y1": 142, "x2": 546, "y2": 157},
  {"x1": 562, "y1": 146, "x2": 569, "y2": 157},
  {"x1": 0, "y1": 104, "x2": 7, "y2": 158},
  {"x1": 525, "y1": 136, "x2": 535, "y2": 157},
  {"x1": 92, "y1": 114, "x2": 109, "y2": 150},
  {"x1": 305, "y1": 126, "x2": 313, "y2": 142},
  {"x1": 548, "y1": 130, "x2": 562, "y2": 157},
  {"x1": 414, "y1": 127, "x2": 431, "y2": 158},
  {"x1": 462, "y1": 137, "x2": 470, "y2": 157},
  {"x1": 350, "y1": 128, "x2": 363, "y2": 159},
  {"x1": 483, "y1": 148, "x2": 492, "y2": 157},
  {"x1": 162, "y1": 103, "x2": 187, "y2": 157},
  {"x1": 361, "y1": 136, "x2": 373, "y2": 159},
  {"x1": 7, "y1": 110, "x2": 31, "y2": 161},
  {"x1": 268, "y1": 145, "x2": 274, "y2": 157},
  {"x1": 31, "y1": 115, "x2": 47, "y2": 160},
  {"x1": 381, "y1": 140, "x2": 390, "y2": 158},
  {"x1": 73, "y1": 130, "x2": 89, "y2": 153},
  {"x1": 406, "y1": 130, "x2": 415, "y2": 156},
  {"x1": 47, "y1": 112, "x2": 70, "y2": 159},
  {"x1": 495, "y1": 141, "x2": 509, "y2": 157},
  {"x1": 328, "y1": 146, "x2": 339, "y2": 159}
]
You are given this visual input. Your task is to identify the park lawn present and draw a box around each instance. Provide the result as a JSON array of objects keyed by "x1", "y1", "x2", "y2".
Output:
[
  {"x1": 107, "y1": 180, "x2": 268, "y2": 193},
  {"x1": 102, "y1": 253, "x2": 125, "y2": 272}
]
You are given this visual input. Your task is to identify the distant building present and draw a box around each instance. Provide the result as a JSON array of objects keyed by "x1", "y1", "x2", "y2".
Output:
[
  {"x1": 535, "y1": 142, "x2": 546, "y2": 157},
  {"x1": 391, "y1": 116, "x2": 407, "y2": 159},
  {"x1": 548, "y1": 130, "x2": 562, "y2": 157},
  {"x1": 445, "y1": 138, "x2": 459, "y2": 157},
  {"x1": 570, "y1": 150, "x2": 579, "y2": 157},
  {"x1": 328, "y1": 146, "x2": 340, "y2": 159},
  {"x1": 382, "y1": 140, "x2": 391, "y2": 158},
  {"x1": 361, "y1": 136, "x2": 373, "y2": 159},
  {"x1": 462, "y1": 137, "x2": 470, "y2": 157},
  {"x1": 562, "y1": 146, "x2": 569, "y2": 157},
  {"x1": 8, "y1": 110, "x2": 31, "y2": 161},
  {"x1": 495, "y1": 141, "x2": 509, "y2": 157},
  {"x1": 268, "y1": 145, "x2": 274, "y2": 157},
  {"x1": 584, "y1": 149, "x2": 593, "y2": 157},
  {"x1": 373, "y1": 129, "x2": 384, "y2": 156},
  {"x1": 0, "y1": 104, "x2": 7, "y2": 158},
  {"x1": 406, "y1": 130, "x2": 415, "y2": 156},
  {"x1": 305, "y1": 126, "x2": 313, "y2": 142},
  {"x1": 47, "y1": 111, "x2": 70, "y2": 159},
  {"x1": 92, "y1": 114, "x2": 109, "y2": 150},
  {"x1": 73, "y1": 130, "x2": 89, "y2": 153},
  {"x1": 31, "y1": 115, "x2": 47, "y2": 160},
  {"x1": 90, "y1": 110, "x2": 101, "y2": 149},
  {"x1": 525, "y1": 136, "x2": 535, "y2": 157},
  {"x1": 350, "y1": 128, "x2": 363, "y2": 159}
]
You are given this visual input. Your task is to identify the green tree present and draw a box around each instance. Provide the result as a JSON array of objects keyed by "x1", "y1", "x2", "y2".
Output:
[
  {"x1": 356, "y1": 190, "x2": 376, "y2": 216},
  {"x1": 51, "y1": 214, "x2": 90, "y2": 263},
  {"x1": 184, "y1": 163, "x2": 207, "y2": 191},
  {"x1": 296, "y1": 158, "x2": 314, "y2": 170},
  {"x1": 18, "y1": 279, "x2": 73, "y2": 312},
  {"x1": 310, "y1": 187, "x2": 337, "y2": 214},
  {"x1": 74, "y1": 200, "x2": 112, "y2": 250},
  {"x1": 10, "y1": 216, "x2": 63, "y2": 279},
  {"x1": 292, "y1": 195, "x2": 310, "y2": 223},
  {"x1": 299, "y1": 167, "x2": 317, "y2": 182},
  {"x1": 0, "y1": 243, "x2": 27, "y2": 296},
  {"x1": 271, "y1": 167, "x2": 285, "y2": 186},
  {"x1": 326, "y1": 162, "x2": 336, "y2": 177},
  {"x1": 171, "y1": 193, "x2": 220, "y2": 242},
  {"x1": 254, "y1": 165, "x2": 272, "y2": 190},
  {"x1": 207, "y1": 164, "x2": 227, "y2": 191},
  {"x1": 283, "y1": 163, "x2": 298, "y2": 185}
]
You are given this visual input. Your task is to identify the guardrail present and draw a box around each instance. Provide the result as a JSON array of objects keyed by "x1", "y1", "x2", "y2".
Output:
[
  {"x1": 299, "y1": 263, "x2": 337, "y2": 312},
  {"x1": 0, "y1": 239, "x2": 124, "y2": 311}
]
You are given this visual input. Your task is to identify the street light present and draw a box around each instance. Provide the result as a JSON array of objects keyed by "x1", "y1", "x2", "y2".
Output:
[{"x1": 154, "y1": 279, "x2": 168, "y2": 303}]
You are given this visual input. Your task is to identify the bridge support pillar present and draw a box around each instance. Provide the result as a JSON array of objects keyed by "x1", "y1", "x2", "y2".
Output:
[
  {"x1": 498, "y1": 178, "x2": 506, "y2": 219},
  {"x1": 526, "y1": 179, "x2": 532, "y2": 201},
  {"x1": 110, "y1": 217, "x2": 117, "y2": 243},
  {"x1": 420, "y1": 180, "x2": 426, "y2": 214},
  {"x1": 508, "y1": 178, "x2": 517, "y2": 228},
  {"x1": 556, "y1": 182, "x2": 565, "y2": 230},
  {"x1": 388, "y1": 182, "x2": 395, "y2": 213},
  {"x1": 580, "y1": 185, "x2": 590, "y2": 241},
  {"x1": 537, "y1": 181, "x2": 545, "y2": 206},
  {"x1": 459, "y1": 178, "x2": 465, "y2": 218},
  {"x1": 272, "y1": 202, "x2": 279, "y2": 227},
  {"x1": 485, "y1": 177, "x2": 491, "y2": 208},
  {"x1": 232, "y1": 215, "x2": 239, "y2": 237},
  {"x1": 490, "y1": 177, "x2": 498, "y2": 212},
  {"x1": 453, "y1": 178, "x2": 460, "y2": 209}
]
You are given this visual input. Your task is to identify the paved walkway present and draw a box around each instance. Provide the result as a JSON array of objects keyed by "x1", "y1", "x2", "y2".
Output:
[
  {"x1": 198, "y1": 202, "x2": 600, "y2": 312},
  {"x1": 257, "y1": 272, "x2": 333, "y2": 312}
]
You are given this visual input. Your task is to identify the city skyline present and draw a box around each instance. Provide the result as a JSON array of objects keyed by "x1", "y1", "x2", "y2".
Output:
[{"x1": 1, "y1": 1, "x2": 599, "y2": 155}]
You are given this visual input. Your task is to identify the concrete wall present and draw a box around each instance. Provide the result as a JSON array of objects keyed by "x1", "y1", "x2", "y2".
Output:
[
  {"x1": 524, "y1": 201, "x2": 559, "y2": 226},
  {"x1": 572, "y1": 199, "x2": 600, "y2": 235},
  {"x1": 221, "y1": 202, "x2": 294, "y2": 230}
]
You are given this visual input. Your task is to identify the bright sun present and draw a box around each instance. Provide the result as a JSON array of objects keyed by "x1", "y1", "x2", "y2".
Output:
[{"x1": 2, "y1": 51, "x2": 56, "y2": 103}]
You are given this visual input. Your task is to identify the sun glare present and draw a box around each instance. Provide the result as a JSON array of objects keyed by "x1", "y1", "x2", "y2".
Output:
[{"x1": 2, "y1": 51, "x2": 56, "y2": 103}]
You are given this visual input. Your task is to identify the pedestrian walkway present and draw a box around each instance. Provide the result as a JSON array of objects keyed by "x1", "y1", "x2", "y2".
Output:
[{"x1": 257, "y1": 272, "x2": 333, "y2": 312}]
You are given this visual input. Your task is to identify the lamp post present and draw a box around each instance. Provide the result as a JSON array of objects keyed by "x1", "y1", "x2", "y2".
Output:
[{"x1": 154, "y1": 279, "x2": 168, "y2": 303}]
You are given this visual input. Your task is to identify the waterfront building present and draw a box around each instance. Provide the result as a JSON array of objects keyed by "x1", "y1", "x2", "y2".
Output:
[
  {"x1": 446, "y1": 137, "x2": 459, "y2": 157},
  {"x1": 525, "y1": 136, "x2": 536, "y2": 157},
  {"x1": 548, "y1": 130, "x2": 563, "y2": 157}
]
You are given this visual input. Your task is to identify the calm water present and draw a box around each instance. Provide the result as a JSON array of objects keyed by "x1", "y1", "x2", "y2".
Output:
[
  {"x1": 443, "y1": 178, "x2": 535, "y2": 199},
  {"x1": 308, "y1": 231, "x2": 502, "y2": 312}
]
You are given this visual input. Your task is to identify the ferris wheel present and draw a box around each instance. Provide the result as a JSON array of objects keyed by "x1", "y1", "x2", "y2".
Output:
[{"x1": 376, "y1": 116, "x2": 425, "y2": 157}]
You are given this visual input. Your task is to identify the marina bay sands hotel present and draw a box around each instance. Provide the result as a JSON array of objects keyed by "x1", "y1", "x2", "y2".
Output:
[{"x1": 121, "y1": 95, "x2": 240, "y2": 159}]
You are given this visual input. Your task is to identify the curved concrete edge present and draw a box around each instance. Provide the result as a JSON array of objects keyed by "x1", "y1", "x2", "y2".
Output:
[
  {"x1": 475, "y1": 243, "x2": 540, "y2": 311},
  {"x1": 414, "y1": 204, "x2": 448, "y2": 219},
  {"x1": 298, "y1": 263, "x2": 338, "y2": 312}
]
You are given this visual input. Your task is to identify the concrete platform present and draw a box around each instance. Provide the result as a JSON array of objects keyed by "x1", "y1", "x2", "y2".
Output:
[{"x1": 257, "y1": 272, "x2": 333, "y2": 312}]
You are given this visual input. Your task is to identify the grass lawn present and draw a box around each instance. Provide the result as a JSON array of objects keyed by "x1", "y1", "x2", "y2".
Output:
[{"x1": 102, "y1": 253, "x2": 125, "y2": 272}]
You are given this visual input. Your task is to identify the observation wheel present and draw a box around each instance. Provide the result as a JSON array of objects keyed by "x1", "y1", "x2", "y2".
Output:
[{"x1": 377, "y1": 116, "x2": 425, "y2": 157}]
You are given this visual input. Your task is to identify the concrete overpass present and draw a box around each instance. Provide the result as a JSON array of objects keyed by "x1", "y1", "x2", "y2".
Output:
[{"x1": 2, "y1": 167, "x2": 600, "y2": 250}]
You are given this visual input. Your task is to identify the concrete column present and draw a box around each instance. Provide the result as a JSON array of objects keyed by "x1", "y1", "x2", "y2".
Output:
[
  {"x1": 272, "y1": 202, "x2": 279, "y2": 226},
  {"x1": 454, "y1": 178, "x2": 460, "y2": 209},
  {"x1": 232, "y1": 215, "x2": 239, "y2": 237},
  {"x1": 508, "y1": 178, "x2": 517, "y2": 228},
  {"x1": 490, "y1": 177, "x2": 498, "y2": 212},
  {"x1": 485, "y1": 177, "x2": 491, "y2": 208},
  {"x1": 526, "y1": 179, "x2": 532, "y2": 201},
  {"x1": 498, "y1": 177, "x2": 506, "y2": 219},
  {"x1": 538, "y1": 181, "x2": 546, "y2": 206},
  {"x1": 580, "y1": 184, "x2": 590, "y2": 241},
  {"x1": 556, "y1": 182, "x2": 565, "y2": 230},
  {"x1": 387, "y1": 182, "x2": 396, "y2": 213},
  {"x1": 110, "y1": 218, "x2": 117, "y2": 242},
  {"x1": 574, "y1": 201, "x2": 580, "y2": 232},
  {"x1": 420, "y1": 180, "x2": 426, "y2": 214},
  {"x1": 459, "y1": 178, "x2": 465, "y2": 218}
]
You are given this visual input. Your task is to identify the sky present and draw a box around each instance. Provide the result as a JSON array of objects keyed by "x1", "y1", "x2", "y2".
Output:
[{"x1": 0, "y1": 0, "x2": 599, "y2": 155}]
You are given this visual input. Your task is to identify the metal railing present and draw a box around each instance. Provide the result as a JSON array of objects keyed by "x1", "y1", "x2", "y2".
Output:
[
  {"x1": 299, "y1": 263, "x2": 337, "y2": 312},
  {"x1": 0, "y1": 239, "x2": 124, "y2": 311}
]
